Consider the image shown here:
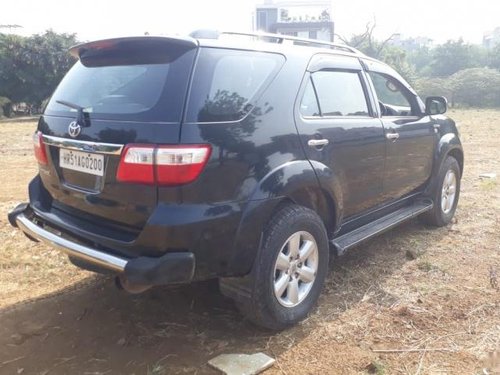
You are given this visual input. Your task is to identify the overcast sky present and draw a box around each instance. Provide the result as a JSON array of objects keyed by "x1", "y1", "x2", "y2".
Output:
[{"x1": 2, "y1": 0, "x2": 499, "y2": 44}]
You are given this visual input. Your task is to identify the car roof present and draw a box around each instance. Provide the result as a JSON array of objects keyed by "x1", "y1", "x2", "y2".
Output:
[
  {"x1": 71, "y1": 32, "x2": 373, "y2": 60},
  {"x1": 195, "y1": 35, "x2": 397, "y2": 79},
  {"x1": 69, "y1": 32, "x2": 390, "y2": 74},
  {"x1": 197, "y1": 37, "x2": 359, "y2": 57},
  {"x1": 196, "y1": 31, "x2": 364, "y2": 58}
]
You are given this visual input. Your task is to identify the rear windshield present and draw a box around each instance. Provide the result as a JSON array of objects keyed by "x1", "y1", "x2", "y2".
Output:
[
  {"x1": 45, "y1": 49, "x2": 196, "y2": 122},
  {"x1": 186, "y1": 48, "x2": 285, "y2": 123}
]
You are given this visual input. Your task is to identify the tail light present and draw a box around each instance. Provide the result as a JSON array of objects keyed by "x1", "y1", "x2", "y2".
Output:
[
  {"x1": 33, "y1": 131, "x2": 48, "y2": 165},
  {"x1": 117, "y1": 144, "x2": 211, "y2": 186},
  {"x1": 116, "y1": 145, "x2": 155, "y2": 185}
]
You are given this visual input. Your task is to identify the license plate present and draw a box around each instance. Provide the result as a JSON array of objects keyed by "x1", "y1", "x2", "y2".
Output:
[{"x1": 60, "y1": 149, "x2": 104, "y2": 176}]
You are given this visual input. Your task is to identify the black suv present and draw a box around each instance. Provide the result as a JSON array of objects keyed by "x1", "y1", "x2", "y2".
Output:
[{"x1": 8, "y1": 31, "x2": 463, "y2": 329}]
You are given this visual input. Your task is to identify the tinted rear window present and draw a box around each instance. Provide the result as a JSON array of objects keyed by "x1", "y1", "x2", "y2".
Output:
[
  {"x1": 186, "y1": 48, "x2": 284, "y2": 123},
  {"x1": 45, "y1": 49, "x2": 196, "y2": 122}
]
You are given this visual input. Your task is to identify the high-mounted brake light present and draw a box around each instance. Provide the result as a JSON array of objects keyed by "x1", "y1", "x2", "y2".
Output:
[
  {"x1": 116, "y1": 144, "x2": 211, "y2": 186},
  {"x1": 88, "y1": 40, "x2": 116, "y2": 50},
  {"x1": 33, "y1": 131, "x2": 48, "y2": 165}
]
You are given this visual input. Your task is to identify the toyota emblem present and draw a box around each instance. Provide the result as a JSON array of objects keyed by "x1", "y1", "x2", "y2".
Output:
[{"x1": 68, "y1": 121, "x2": 81, "y2": 138}]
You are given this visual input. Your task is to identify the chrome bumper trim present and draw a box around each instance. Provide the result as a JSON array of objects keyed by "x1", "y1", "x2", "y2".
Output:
[
  {"x1": 42, "y1": 135, "x2": 124, "y2": 155},
  {"x1": 16, "y1": 212, "x2": 127, "y2": 272}
]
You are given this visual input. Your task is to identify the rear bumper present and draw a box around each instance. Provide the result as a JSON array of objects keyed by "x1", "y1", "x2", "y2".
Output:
[
  {"x1": 8, "y1": 203, "x2": 195, "y2": 285},
  {"x1": 10, "y1": 175, "x2": 278, "y2": 281}
]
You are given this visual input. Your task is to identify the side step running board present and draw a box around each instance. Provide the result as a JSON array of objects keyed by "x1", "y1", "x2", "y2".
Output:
[{"x1": 331, "y1": 200, "x2": 433, "y2": 256}]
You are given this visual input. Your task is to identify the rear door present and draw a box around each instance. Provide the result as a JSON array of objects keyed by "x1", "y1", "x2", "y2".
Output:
[
  {"x1": 38, "y1": 37, "x2": 198, "y2": 228},
  {"x1": 294, "y1": 54, "x2": 386, "y2": 218},
  {"x1": 364, "y1": 61, "x2": 437, "y2": 200}
]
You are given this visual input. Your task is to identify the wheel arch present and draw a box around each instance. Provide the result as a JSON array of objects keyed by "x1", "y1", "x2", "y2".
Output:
[
  {"x1": 260, "y1": 183, "x2": 338, "y2": 237},
  {"x1": 447, "y1": 147, "x2": 464, "y2": 176},
  {"x1": 426, "y1": 133, "x2": 464, "y2": 197},
  {"x1": 437, "y1": 133, "x2": 463, "y2": 170},
  {"x1": 226, "y1": 160, "x2": 341, "y2": 276}
]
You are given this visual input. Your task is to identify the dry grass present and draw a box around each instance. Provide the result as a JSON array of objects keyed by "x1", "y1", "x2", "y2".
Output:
[
  {"x1": 266, "y1": 109, "x2": 500, "y2": 374},
  {"x1": 0, "y1": 117, "x2": 91, "y2": 307},
  {"x1": 0, "y1": 110, "x2": 498, "y2": 374}
]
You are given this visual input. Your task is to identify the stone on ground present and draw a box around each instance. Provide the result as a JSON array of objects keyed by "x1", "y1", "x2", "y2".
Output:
[{"x1": 208, "y1": 353, "x2": 275, "y2": 375}]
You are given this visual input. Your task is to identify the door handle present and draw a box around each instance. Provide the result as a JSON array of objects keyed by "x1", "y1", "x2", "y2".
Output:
[
  {"x1": 308, "y1": 139, "x2": 329, "y2": 148},
  {"x1": 386, "y1": 132, "x2": 400, "y2": 141}
]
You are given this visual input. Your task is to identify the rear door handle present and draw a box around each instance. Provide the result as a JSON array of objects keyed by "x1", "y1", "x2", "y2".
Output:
[
  {"x1": 386, "y1": 132, "x2": 400, "y2": 141},
  {"x1": 308, "y1": 139, "x2": 329, "y2": 148}
]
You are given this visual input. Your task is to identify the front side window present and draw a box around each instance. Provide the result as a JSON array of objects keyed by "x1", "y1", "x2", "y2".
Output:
[
  {"x1": 369, "y1": 72, "x2": 417, "y2": 116},
  {"x1": 300, "y1": 70, "x2": 370, "y2": 117}
]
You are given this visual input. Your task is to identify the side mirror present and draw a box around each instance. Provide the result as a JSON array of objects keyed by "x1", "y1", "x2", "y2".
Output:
[{"x1": 425, "y1": 96, "x2": 447, "y2": 115}]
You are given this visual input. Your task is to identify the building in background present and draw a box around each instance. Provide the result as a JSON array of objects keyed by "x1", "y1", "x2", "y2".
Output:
[
  {"x1": 389, "y1": 33, "x2": 433, "y2": 51},
  {"x1": 254, "y1": 0, "x2": 334, "y2": 42},
  {"x1": 483, "y1": 27, "x2": 500, "y2": 49}
]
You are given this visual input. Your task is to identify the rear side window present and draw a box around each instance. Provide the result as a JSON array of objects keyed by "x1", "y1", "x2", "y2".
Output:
[
  {"x1": 300, "y1": 70, "x2": 369, "y2": 117},
  {"x1": 300, "y1": 78, "x2": 320, "y2": 117},
  {"x1": 45, "y1": 48, "x2": 196, "y2": 122},
  {"x1": 186, "y1": 48, "x2": 285, "y2": 123}
]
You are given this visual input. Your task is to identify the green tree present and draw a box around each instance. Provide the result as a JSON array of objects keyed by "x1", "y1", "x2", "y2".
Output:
[
  {"x1": 429, "y1": 39, "x2": 485, "y2": 77},
  {"x1": 488, "y1": 44, "x2": 500, "y2": 70},
  {"x1": 407, "y1": 46, "x2": 433, "y2": 77},
  {"x1": 380, "y1": 45, "x2": 417, "y2": 85},
  {"x1": 0, "y1": 96, "x2": 11, "y2": 117},
  {"x1": 337, "y1": 21, "x2": 394, "y2": 60},
  {"x1": 0, "y1": 30, "x2": 78, "y2": 107},
  {"x1": 414, "y1": 77, "x2": 453, "y2": 102},
  {"x1": 337, "y1": 22, "x2": 416, "y2": 83},
  {"x1": 450, "y1": 68, "x2": 500, "y2": 107},
  {"x1": 415, "y1": 68, "x2": 500, "y2": 107}
]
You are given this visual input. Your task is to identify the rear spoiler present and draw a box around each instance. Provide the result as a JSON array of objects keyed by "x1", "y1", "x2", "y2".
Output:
[{"x1": 69, "y1": 36, "x2": 199, "y2": 66}]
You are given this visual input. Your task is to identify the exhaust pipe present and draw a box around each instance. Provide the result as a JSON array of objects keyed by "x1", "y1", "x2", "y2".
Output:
[{"x1": 115, "y1": 275, "x2": 152, "y2": 294}]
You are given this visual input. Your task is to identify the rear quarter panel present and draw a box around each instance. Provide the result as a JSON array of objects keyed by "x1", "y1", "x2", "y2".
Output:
[{"x1": 174, "y1": 49, "x2": 323, "y2": 276}]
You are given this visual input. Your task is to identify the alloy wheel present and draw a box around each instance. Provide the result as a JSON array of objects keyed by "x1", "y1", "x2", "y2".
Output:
[
  {"x1": 273, "y1": 231, "x2": 319, "y2": 307},
  {"x1": 441, "y1": 169, "x2": 457, "y2": 214}
]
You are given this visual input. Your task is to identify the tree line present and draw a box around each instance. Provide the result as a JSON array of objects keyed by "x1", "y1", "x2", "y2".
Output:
[
  {"x1": 340, "y1": 24, "x2": 500, "y2": 108},
  {"x1": 0, "y1": 30, "x2": 77, "y2": 117},
  {"x1": 1, "y1": 28, "x2": 500, "y2": 118}
]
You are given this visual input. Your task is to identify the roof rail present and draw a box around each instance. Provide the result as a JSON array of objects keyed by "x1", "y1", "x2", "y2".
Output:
[{"x1": 219, "y1": 31, "x2": 363, "y2": 55}]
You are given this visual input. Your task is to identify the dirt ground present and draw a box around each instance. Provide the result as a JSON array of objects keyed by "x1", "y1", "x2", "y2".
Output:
[{"x1": 0, "y1": 110, "x2": 498, "y2": 375}]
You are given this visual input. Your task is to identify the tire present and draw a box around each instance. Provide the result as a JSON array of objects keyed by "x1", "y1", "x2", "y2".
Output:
[
  {"x1": 420, "y1": 156, "x2": 461, "y2": 227},
  {"x1": 227, "y1": 204, "x2": 329, "y2": 330}
]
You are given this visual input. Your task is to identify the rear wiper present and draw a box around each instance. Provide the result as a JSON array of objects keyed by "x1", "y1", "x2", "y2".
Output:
[{"x1": 56, "y1": 100, "x2": 91, "y2": 127}]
